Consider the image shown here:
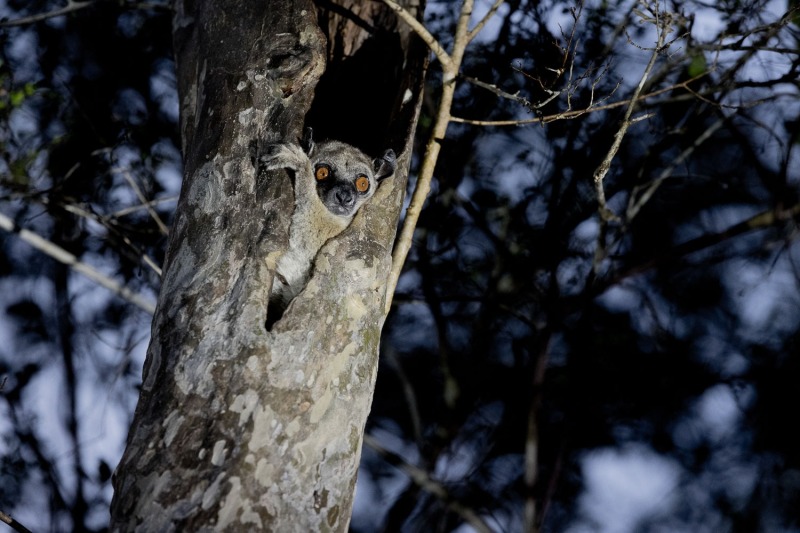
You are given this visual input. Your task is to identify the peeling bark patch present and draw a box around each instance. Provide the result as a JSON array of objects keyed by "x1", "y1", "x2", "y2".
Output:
[
  {"x1": 188, "y1": 162, "x2": 223, "y2": 215},
  {"x1": 137, "y1": 471, "x2": 172, "y2": 511},
  {"x1": 163, "y1": 410, "x2": 184, "y2": 447},
  {"x1": 255, "y1": 457, "x2": 274, "y2": 488},
  {"x1": 202, "y1": 472, "x2": 225, "y2": 511},
  {"x1": 240, "y1": 506, "x2": 264, "y2": 529},
  {"x1": 142, "y1": 341, "x2": 162, "y2": 392},
  {"x1": 230, "y1": 388, "x2": 258, "y2": 425},
  {"x1": 249, "y1": 402, "x2": 278, "y2": 452},
  {"x1": 246, "y1": 355, "x2": 261, "y2": 373},
  {"x1": 216, "y1": 476, "x2": 242, "y2": 529},
  {"x1": 211, "y1": 440, "x2": 227, "y2": 466},
  {"x1": 265, "y1": 250, "x2": 281, "y2": 271},
  {"x1": 327, "y1": 504, "x2": 340, "y2": 528},
  {"x1": 218, "y1": 480, "x2": 265, "y2": 529},
  {"x1": 238, "y1": 107, "x2": 255, "y2": 125},
  {"x1": 344, "y1": 294, "x2": 367, "y2": 322},
  {"x1": 333, "y1": 342, "x2": 357, "y2": 372},
  {"x1": 286, "y1": 418, "x2": 300, "y2": 436},
  {"x1": 308, "y1": 386, "x2": 334, "y2": 425}
]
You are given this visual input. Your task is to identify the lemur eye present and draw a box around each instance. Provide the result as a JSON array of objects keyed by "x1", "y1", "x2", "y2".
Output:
[
  {"x1": 355, "y1": 175, "x2": 370, "y2": 193},
  {"x1": 315, "y1": 165, "x2": 330, "y2": 181}
]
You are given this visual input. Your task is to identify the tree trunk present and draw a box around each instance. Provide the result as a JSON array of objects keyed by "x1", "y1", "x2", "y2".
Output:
[{"x1": 110, "y1": 0, "x2": 425, "y2": 530}]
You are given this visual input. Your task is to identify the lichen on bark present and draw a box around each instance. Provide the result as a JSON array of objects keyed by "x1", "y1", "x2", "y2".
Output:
[{"x1": 110, "y1": 1, "x2": 426, "y2": 531}]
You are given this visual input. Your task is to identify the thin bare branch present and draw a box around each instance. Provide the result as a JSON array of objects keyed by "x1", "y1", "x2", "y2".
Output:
[
  {"x1": 605, "y1": 202, "x2": 800, "y2": 291},
  {"x1": 0, "y1": 511, "x2": 33, "y2": 533},
  {"x1": 363, "y1": 434, "x2": 493, "y2": 533},
  {"x1": 0, "y1": 185, "x2": 166, "y2": 277},
  {"x1": 114, "y1": 166, "x2": 170, "y2": 236},
  {"x1": 450, "y1": 71, "x2": 709, "y2": 126},
  {"x1": 386, "y1": 0, "x2": 478, "y2": 310},
  {"x1": 461, "y1": 74, "x2": 534, "y2": 108},
  {"x1": 0, "y1": 0, "x2": 169, "y2": 26},
  {"x1": 60, "y1": 202, "x2": 163, "y2": 277},
  {"x1": 0, "y1": 212, "x2": 156, "y2": 314},
  {"x1": 592, "y1": 6, "x2": 667, "y2": 218},
  {"x1": 523, "y1": 333, "x2": 552, "y2": 533},
  {"x1": 112, "y1": 195, "x2": 178, "y2": 217},
  {"x1": 618, "y1": 7, "x2": 795, "y2": 223},
  {"x1": 0, "y1": 0, "x2": 93, "y2": 27},
  {"x1": 384, "y1": 348, "x2": 425, "y2": 451},
  {"x1": 467, "y1": 0, "x2": 505, "y2": 43},
  {"x1": 591, "y1": 2, "x2": 670, "y2": 273},
  {"x1": 626, "y1": 116, "x2": 726, "y2": 221},
  {"x1": 380, "y1": 0, "x2": 453, "y2": 70}
]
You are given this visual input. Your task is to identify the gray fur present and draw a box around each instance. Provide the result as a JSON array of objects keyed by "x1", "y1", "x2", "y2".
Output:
[{"x1": 260, "y1": 139, "x2": 396, "y2": 312}]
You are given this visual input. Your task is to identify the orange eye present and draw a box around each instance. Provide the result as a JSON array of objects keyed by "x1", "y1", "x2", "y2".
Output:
[
  {"x1": 315, "y1": 165, "x2": 330, "y2": 181},
  {"x1": 355, "y1": 175, "x2": 370, "y2": 193}
]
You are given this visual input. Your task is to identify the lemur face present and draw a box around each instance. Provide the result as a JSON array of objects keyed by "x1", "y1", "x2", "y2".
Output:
[{"x1": 310, "y1": 141, "x2": 396, "y2": 218}]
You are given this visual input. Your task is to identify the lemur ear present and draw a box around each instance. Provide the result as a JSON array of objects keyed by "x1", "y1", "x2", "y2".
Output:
[
  {"x1": 374, "y1": 149, "x2": 396, "y2": 181},
  {"x1": 301, "y1": 127, "x2": 315, "y2": 154}
]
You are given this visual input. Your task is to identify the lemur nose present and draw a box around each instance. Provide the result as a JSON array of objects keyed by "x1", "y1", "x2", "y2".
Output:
[{"x1": 336, "y1": 188, "x2": 354, "y2": 206}]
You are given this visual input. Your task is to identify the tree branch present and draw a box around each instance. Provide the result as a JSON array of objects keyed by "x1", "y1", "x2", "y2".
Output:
[
  {"x1": 114, "y1": 166, "x2": 170, "y2": 236},
  {"x1": 592, "y1": 13, "x2": 667, "y2": 221},
  {"x1": 0, "y1": 212, "x2": 156, "y2": 314},
  {"x1": 0, "y1": 511, "x2": 33, "y2": 533},
  {"x1": 467, "y1": 0, "x2": 504, "y2": 43},
  {"x1": 380, "y1": 0, "x2": 453, "y2": 70},
  {"x1": 626, "y1": 116, "x2": 726, "y2": 221},
  {"x1": 111, "y1": 195, "x2": 177, "y2": 217},
  {"x1": 363, "y1": 434, "x2": 493, "y2": 533},
  {"x1": 385, "y1": 0, "x2": 479, "y2": 311},
  {"x1": 58, "y1": 202, "x2": 164, "y2": 278},
  {"x1": 461, "y1": 73, "x2": 534, "y2": 109},
  {"x1": 0, "y1": 0, "x2": 93, "y2": 27},
  {"x1": 452, "y1": 71, "x2": 711, "y2": 126},
  {"x1": 604, "y1": 202, "x2": 800, "y2": 291},
  {"x1": 590, "y1": 3, "x2": 673, "y2": 274},
  {"x1": 0, "y1": 0, "x2": 170, "y2": 27}
]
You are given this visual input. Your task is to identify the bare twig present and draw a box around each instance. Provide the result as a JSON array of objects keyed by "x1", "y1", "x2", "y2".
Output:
[
  {"x1": 0, "y1": 0, "x2": 93, "y2": 27},
  {"x1": 626, "y1": 116, "x2": 726, "y2": 221},
  {"x1": 450, "y1": 74, "x2": 708, "y2": 126},
  {"x1": 363, "y1": 434, "x2": 493, "y2": 533},
  {"x1": 461, "y1": 74, "x2": 534, "y2": 109},
  {"x1": 112, "y1": 195, "x2": 177, "y2": 218},
  {"x1": 523, "y1": 333, "x2": 552, "y2": 533},
  {"x1": 606, "y1": 202, "x2": 800, "y2": 289},
  {"x1": 0, "y1": 0, "x2": 169, "y2": 26},
  {"x1": 59, "y1": 202, "x2": 164, "y2": 277},
  {"x1": 620, "y1": 7, "x2": 795, "y2": 222},
  {"x1": 0, "y1": 186, "x2": 166, "y2": 277},
  {"x1": 467, "y1": 0, "x2": 505, "y2": 43},
  {"x1": 380, "y1": 0, "x2": 453, "y2": 70},
  {"x1": 384, "y1": 0, "x2": 477, "y2": 311},
  {"x1": 0, "y1": 510, "x2": 33, "y2": 533},
  {"x1": 591, "y1": 2, "x2": 671, "y2": 273},
  {"x1": 114, "y1": 166, "x2": 169, "y2": 236},
  {"x1": 0, "y1": 212, "x2": 156, "y2": 314},
  {"x1": 385, "y1": 348, "x2": 425, "y2": 451}
]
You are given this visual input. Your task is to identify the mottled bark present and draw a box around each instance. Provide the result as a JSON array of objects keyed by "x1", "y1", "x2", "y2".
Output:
[{"x1": 110, "y1": 0, "x2": 425, "y2": 531}]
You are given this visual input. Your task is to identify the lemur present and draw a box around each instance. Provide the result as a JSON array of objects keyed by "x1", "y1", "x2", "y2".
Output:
[{"x1": 260, "y1": 132, "x2": 396, "y2": 321}]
